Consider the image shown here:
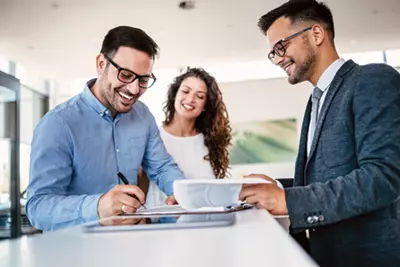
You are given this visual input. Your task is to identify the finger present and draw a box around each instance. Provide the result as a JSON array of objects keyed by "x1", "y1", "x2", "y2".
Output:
[
  {"x1": 242, "y1": 173, "x2": 277, "y2": 184},
  {"x1": 242, "y1": 173, "x2": 266, "y2": 179},
  {"x1": 117, "y1": 184, "x2": 145, "y2": 203},
  {"x1": 165, "y1": 195, "x2": 178, "y2": 205},
  {"x1": 239, "y1": 186, "x2": 256, "y2": 201},
  {"x1": 119, "y1": 193, "x2": 141, "y2": 209},
  {"x1": 239, "y1": 184, "x2": 272, "y2": 200},
  {"x1": 263, "y1": 177, "x2": 277, "y2": 184},
  {"x1": 135, "y1": 218, "x2": 147, "y2": 225},
  {"x1": 120, "y1": 203, "x2": 137, "y2": 214},
  {"x1": 241, "y1": 185, "x2": 273, "y2": 192},
  {"x1": 245, "y1": 195, "x2": 267, "y2": 210},
  {"x1": 120, "y1": 218, "x2": 142, "y2": 225},
  {"x1": 242, "y1": 173, "x2": 265, "y2": 178}
]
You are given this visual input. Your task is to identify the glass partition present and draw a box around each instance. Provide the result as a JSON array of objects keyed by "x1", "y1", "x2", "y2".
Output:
[{"x1": 0, "y1": 70, "x2": 20, "y2": 239}]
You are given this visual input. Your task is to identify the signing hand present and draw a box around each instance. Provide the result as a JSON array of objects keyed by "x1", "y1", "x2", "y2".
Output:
[{"x1": 97, "y1": 184, "x2": 145, "y2": 218}]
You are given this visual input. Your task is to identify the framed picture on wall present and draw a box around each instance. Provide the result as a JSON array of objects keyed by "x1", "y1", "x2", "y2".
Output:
[{"x1": 229, "y1": 118, "x2": 298, "y2": 165}]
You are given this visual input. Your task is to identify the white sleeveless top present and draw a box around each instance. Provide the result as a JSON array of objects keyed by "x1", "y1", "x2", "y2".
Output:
[{"x1": 145, "y1": 127, "x2": 215, "y2": 208}]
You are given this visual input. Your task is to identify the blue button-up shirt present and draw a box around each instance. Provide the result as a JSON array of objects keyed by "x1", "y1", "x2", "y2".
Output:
[{"x1": 26, "y1": 79, "x2": 184, "y2": 231}]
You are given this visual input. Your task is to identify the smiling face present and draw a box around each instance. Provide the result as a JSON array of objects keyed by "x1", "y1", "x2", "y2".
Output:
[
  {"x1": 173, "y1": 76, "x2": 208, "y2": 121},
  {"x1": 95, "y1": 46, "x2": 154, "y2": 116},
  {"x1": 267, "y1": 17, "x2": 316, "y2": 84}
]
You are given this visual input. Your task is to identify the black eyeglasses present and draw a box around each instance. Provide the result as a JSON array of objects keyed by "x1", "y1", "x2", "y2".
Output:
[
  {"x1": 268, "y1": 27, "x2": 312, "y2": 64},
  {"x1": 104, "y1": 54, "x2": 157, "y2": 89}
]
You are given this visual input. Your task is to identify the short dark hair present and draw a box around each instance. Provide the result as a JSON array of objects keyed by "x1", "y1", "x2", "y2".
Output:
[
  {"x1": 258, "y1": 0, "x2": 335, "y2": 41},
  {"x1": 100, "y1": 26, "x2": 159, "y2": 59}
]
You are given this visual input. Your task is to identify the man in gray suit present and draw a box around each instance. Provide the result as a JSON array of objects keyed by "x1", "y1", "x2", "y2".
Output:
[{"x1": 239, "y1": 1, "x2": 400, "y2": 266}]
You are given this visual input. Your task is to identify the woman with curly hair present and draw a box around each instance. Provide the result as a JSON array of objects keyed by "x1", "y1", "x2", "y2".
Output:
[{"x1": 145, "y1": 67, "x2": 232, "y2": 207}]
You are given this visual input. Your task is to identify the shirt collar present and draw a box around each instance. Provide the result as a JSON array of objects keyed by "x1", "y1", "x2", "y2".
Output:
[
  {"x1": 82, "y1": 78, "x2": 109, "y2": 116},
  {"x1": 315, "y1": 58, "x2": 346, "y2": 92}
]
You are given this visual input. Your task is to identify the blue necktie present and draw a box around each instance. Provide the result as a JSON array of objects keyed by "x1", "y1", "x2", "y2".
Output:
[{"x1": 307, "y1": 87, "x2": 323, "y2": 155}]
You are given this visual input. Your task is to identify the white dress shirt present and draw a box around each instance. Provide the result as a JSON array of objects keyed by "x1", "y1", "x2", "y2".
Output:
[{"x1": 307, "y1": 58, "x2": 346, "y2": 155}]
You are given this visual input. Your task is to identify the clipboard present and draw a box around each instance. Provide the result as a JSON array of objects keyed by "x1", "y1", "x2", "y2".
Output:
[
  {"x1": 122, "y1": 202, "x2": 254, "y2": 217},
  {"x1": 83, "y1": 212, "x2": 236, "y2": 233}
]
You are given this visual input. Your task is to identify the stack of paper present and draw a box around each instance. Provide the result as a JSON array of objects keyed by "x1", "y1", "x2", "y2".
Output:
[
  {"x1": 133, "y1": 178, "x2": 279, "y2": 215},
  {"x1": 173, "y1": 178, "x2": 275, "y2": 210}
]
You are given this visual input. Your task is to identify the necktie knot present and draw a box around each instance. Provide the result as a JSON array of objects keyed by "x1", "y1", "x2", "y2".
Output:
[{"x1": 312, "y1": 87, "x2": 323, "y2": 102}]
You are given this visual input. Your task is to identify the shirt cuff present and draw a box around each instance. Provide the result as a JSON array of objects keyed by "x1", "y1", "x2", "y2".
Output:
[
  {"x1": 81, "y1": 194, "x2": 103, "y2": 222},
  {"x1": 164, "y1": 181, "x2": 174, "y2": 196},
  {"x1": 161, "y1": 167, "x2": 185, "y2": 196}
]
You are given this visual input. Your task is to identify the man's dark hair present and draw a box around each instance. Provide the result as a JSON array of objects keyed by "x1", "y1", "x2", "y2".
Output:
[
  {"x1": 100, "y1": 26, "x2": 159, "y2": 59},
  {"x1": 258, "y1": 0, "x2": 335, "y2": 41}
]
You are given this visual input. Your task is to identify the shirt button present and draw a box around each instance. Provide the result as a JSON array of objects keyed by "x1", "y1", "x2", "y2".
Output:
[
  {"x1": 116, "y1": 148, "x2": 119, "y2": 153},
  {"x1": 105, "y1": 110, "x2": 109, "y2": 114}
]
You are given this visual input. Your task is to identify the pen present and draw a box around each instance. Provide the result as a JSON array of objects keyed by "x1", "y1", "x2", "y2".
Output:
[{"x1": 117, "y1": 172, "x2": 147, "y2": 209}]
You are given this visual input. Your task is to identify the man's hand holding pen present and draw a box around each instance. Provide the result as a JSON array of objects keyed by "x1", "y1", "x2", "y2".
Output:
[
  {"x1": 97, "y1": 172, "x2": 146, "y2": 218},
  {"x1": 97, "y1": 184, "x2": 146, "y2": 218}
]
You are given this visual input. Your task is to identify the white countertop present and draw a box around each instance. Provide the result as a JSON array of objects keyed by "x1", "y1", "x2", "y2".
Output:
[{"x1": 0, "y1": 209, "x2": 316, "y2": 267}]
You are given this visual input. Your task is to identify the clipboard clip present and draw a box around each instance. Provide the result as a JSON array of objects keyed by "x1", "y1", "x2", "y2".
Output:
[{"x1": 225, "y1": 201, "x2": 254, "y2": 212}]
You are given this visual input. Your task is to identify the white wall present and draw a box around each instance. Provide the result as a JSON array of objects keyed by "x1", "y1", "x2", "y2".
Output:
[{"x1": 220, "y1": 77, "x2": 312, "y2": 179}]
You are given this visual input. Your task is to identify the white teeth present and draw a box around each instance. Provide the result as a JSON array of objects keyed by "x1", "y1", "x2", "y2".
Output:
[
  {"x1": 183, "y1": 104, "x2": 194, "y2": 110},
  {"x1": 284, "y1": 63, "x2": 293, "y2": 73},
  {"x1": 119, "y1": 92, "x2": 133, "y2": 100}
]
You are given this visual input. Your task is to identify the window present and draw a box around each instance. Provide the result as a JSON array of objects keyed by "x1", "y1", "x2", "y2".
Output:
[
  {"x1": 0, "y1": 56, "x2": 9, "y2": 74},
  {"x1": 340, "y1": 50, "x2": 384, "y2": 65},
  {"x1": 386, "y1": 49, "x2": 400, "y2": 67},
  {"x1": 20, "y1": 86, "x2": 49, "y2": 193}
]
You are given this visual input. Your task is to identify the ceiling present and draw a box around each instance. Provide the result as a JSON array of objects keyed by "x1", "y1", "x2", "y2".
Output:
[{"x1": 0, "y1": 0, "x2": 400, "y2": 80}]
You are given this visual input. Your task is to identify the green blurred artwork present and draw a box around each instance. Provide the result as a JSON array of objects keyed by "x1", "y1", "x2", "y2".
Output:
[{"x1": 230, "y1": 118, "x2": 298, "y2": 165}]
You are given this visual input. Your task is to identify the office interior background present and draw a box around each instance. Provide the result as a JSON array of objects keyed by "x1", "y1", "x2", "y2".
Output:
[{"x1": 0, "y1": 0, "x2": 400, "y2": 238}]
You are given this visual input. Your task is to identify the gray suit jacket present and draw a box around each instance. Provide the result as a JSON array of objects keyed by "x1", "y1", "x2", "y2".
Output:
[{"x1": 285, "y1": 60, "x2": 400, "y2": 267}]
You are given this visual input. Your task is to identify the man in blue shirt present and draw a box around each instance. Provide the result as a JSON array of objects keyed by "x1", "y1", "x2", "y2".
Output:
[{"x1": 26, "y1": 26, "x2": 185, "y2": 231}]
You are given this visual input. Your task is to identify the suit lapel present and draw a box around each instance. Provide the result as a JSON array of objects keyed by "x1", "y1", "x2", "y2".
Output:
[
  {"x1": 306, "y1": 77, "x2": 343, "y2": 164},
  {"x1": 294, "y1": 98, "x2": 312, "y2": 186},
  {"x1": 305, "y1": 60, "x2": 357, "y2": 167}
]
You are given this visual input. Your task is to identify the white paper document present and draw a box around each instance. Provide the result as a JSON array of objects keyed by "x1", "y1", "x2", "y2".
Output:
[
  {"x1": 135, "y1": 204, "x2": 226, "y2": 216},
  {"x1": 132, "y1": 177, "x2": 278, "y2": 216},
  {"x1": 174, "y1": 177, "x2": 277, "y2": 210}
]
